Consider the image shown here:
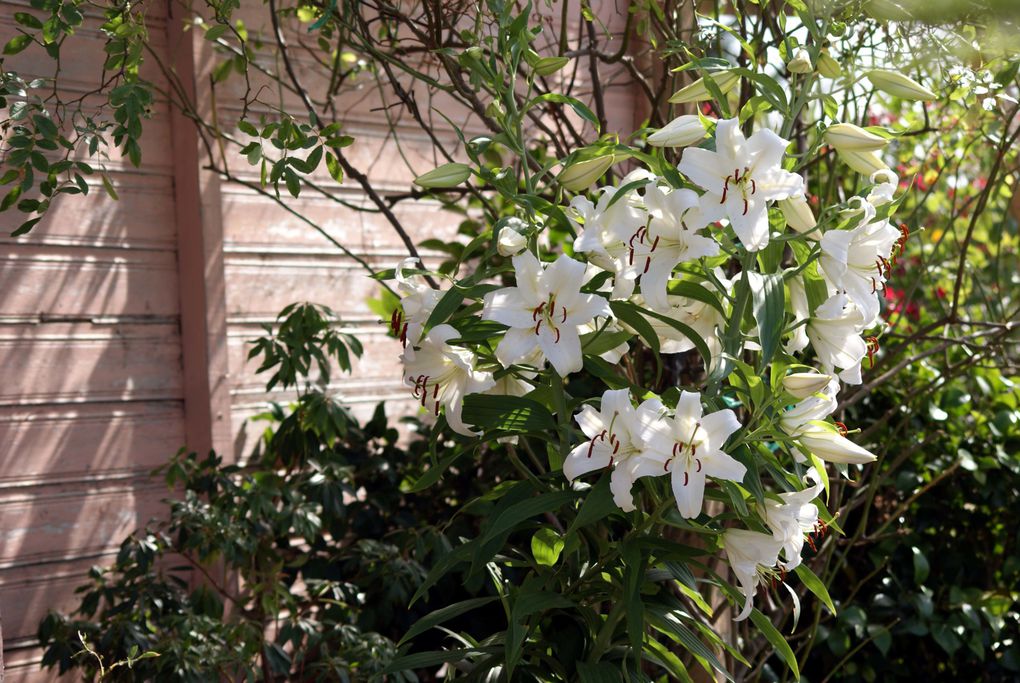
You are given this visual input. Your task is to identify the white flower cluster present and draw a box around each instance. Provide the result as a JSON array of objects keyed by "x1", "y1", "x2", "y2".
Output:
[{"x1": 391, "y1": 115, "x2": 909, "y2": 620}]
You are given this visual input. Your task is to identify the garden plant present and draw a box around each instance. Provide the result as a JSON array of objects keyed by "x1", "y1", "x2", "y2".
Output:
[{"x1": 1, "y1": 0, "x2": 1018, "y2": 680}]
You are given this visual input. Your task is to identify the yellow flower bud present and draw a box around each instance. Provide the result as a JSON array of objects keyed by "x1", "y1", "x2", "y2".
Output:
[
  {"x1": 668, "y1": 70, "x2": 740, "y2": 104},
  {"x1": 823, "y1": 123, "x2": 889, "y2": 152},
  {"x1": 817, "y1": 52, "x2": 841, "y2": 79},
  {"x1": 558, "y1": 155, "x2": 615, "y2": 191},
  {"x1": 865, "y1": 69, "x2": 937, "y2": 101},
  {"x1": 413, "y1": 162, "x2": 472, "y2": 188},
  {"x1": 783, "y1": 372, "x2": 835, "y2": 399},
  {"x1": 533, "y1": 56, "x2": 570, "y2": 76},
  {"x1": 646, "y1": 114, "x2": 712, "y2": 148},
  {"x1": 787, "y1": 48, "x2": 813, "y2": 74},
  {"x1": 779, "y1": 197, "x2": 819, "y2": 238},
  {"x1": 837, "y1": 149, "x2": 890, "y2": 176}
]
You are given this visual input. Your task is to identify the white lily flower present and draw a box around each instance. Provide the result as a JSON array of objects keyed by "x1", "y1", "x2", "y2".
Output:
[
  {"x1": 632, "y1": 185, "x2": 720, "y2": 311},
  {"x1": 482, "y1": 252, "x2": 612, "y2": 377},
  {"x1": 393, "y1": 257, "x2": 443, "y2": 346},
  {"x1": 779, "y1": 379, "x2": 877, "y2": 465},
  {"x1": 401, "y1": 324, "x2": 495, "y2": 436},
  {"x1": 679, "y1": 117, "x2": 805, "y2": 252},
  {"x1": 637, "y1": 391, "x2": 745, "y2": 518},
  {"x1": 763, "y1": 468, "x2": 824, "y2": 570},
  {"x1": 570, "y1": 170, "x2": 652, "y2": 300},
  {"x1": 647, "y1": 294, "x2": 724, "y2": 362},
  {"x1": 779, "y1": 378, "x2": 840, "y2": 435},
  {"x1": 647, "y1": 114, "x2": 712, "y2": 148},
  {"x1": 820, "y1": 219, "x2": 901, "y2": 327},
  {"x1": 806, "y1": 293, "x2": 869, "y2": 385},
  {"x1": 723, "y1": 528, "x2": 784, "y2": 621},
  {"x1": 563, "y1": 389, "x2": 664, "y2": 511},
  {"x1": 866, "y1": 169, "x2": 898, "y2": 206}
]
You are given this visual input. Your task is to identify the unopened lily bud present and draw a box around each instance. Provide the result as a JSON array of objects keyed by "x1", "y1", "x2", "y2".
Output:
[
  {"x1": 838, "y1": 149, "x2": 889, "y2": 176},
  {"x1": 533, "y1": 55, "x2": 570, "y2": 76},
  {"x1": 865, "y1": 69, "x2": 937, "y2": 101},
  {"x1": 823, "y1": 123, "x2": 889, "y2": 152},
  {"x1": 798, "y1": 423, "x2": 877, "y2": 465},
  {"x1": 817, "y1": 52, "x2": 841, "y2": 78},
  {"x1": 787, "y1": 48, "x2": 813, "y2": 74},
  {"x1": 558, "y1": 155, "x2": 615, "y2": 191},
  {"x1": 779, "y1": 196, "x2": 819, "y2": 238},
  {"x1": 668, "y1": 70, "x2": 740, "y2": 104},
  {"x1": 647, "y1": 114, "x2": 711, "y2": 148},
  {"x1": 414, "y1": 162, "x2": 472, "y2": 188},
  {"x1": 497, "y1": 222, "x2": 528, "y2": 257},
  {"x1": 783, "y1": 372, "x2": 835, "y2": 399}
]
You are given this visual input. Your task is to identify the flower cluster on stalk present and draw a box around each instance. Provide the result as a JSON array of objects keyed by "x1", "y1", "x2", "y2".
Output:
[{"x1": 391, "y1": 114, "x2": 910, "y2": 621}]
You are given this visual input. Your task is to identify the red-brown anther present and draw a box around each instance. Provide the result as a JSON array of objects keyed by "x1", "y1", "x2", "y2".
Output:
[
  {"x1": 691, "y1": 443, "x2": 697, "y2": 456},
  {"x1": 561, "y1": 306, "x2": 568, "y2": 324},
  {"x1": 807, "y1": 535, "x2": 817, "y2": 552},
  {"x1": 834, "y1": 420, "x2": 848, "y2": 437},
  {"x1": 411, "y1": 375, "x2": 426, "y2": 398},
  {"x1": 720, "y1": 180, "x2": 729, "y2": 203},
  {"x1": 629, "y1": 227, "x2": 646, "y2": 249},
  {"x1": 554, "y1": 328, "x2": 562, "y2": 343},
  {"x1": 683, "y1": 471, "x2": 689, "y2": 486},
  {"x1": 532, "y1": 301, "x2": 545, "y2": 321},
  {"x1": 643, "y1": 257, "x2": 652, "y2": 274},
  {"x1": 432, "y1": 384, "x2": 439, "y2": 399},
  {"x1": 866, "y1": 336, "x2": 880, "y2": 365},
  {"x1": 664, "y1": 457, "x2": 672, "y2": 472},
  {"x1": 672, "y1": 442, "x2": 679, "y2": 458},
  {"x1": 871, "y1": 277, "x2": 878, "y2": 294},
  {"x1": 650, "y1": 235, "x2": 660, "y2": 252},
  {"x1": 780, "y1": 567, "x2": 787, "y2": 582},
  {"x1": 696, "y1": 458, "x2": 702, "y2": 473},
  {"x1": 420, "y1": 377, "x2": 431, "y2": 407},
  {"x1": 608, "y1": 456, "x2": 614, "y2": 468},
  {"x1": 613, "y1": 440, "x2": 620, "y2": 455},
  {"x1": 750, "y1": 178, "x2": 756, "y2": 194},
  {"x1": 535, "y1": 319, "x2": 543, "y2": 335},
  {"x1": 400, "y1": 323, "x2": 408, "y2": 346},
  {"x1": 742, "y1": 198, "x2": 749, "y2": 216},
  {"x1": 390, "y1": 308, "x2": 400, "y2": 332},
  {"x1": 586, "y1": 440, "x2": 597, "y2": 458},
  {"x1": 434, "y1": 400, "x2": 440, "y2": 415}
]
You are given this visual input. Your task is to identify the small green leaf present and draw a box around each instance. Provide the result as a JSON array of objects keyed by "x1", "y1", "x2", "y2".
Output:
[
  {"x1": 100, "y1": 174, "x2": 119, "y2": 200},
  {"x1": 204, "y1": 24, "x2": 228, "y2": 41},
  {"x1": 3, "y1": 34, "x2": 33, "y2": 55},
  {"x1": 531, "y1": 527, "x2": 564, "y2": 566},
  {"x1": 912, "y1": 546, "x2": 930, "y2": 584},
  {"x1": 14, "y1": 12, "x2": 43, "y2": 29}
]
